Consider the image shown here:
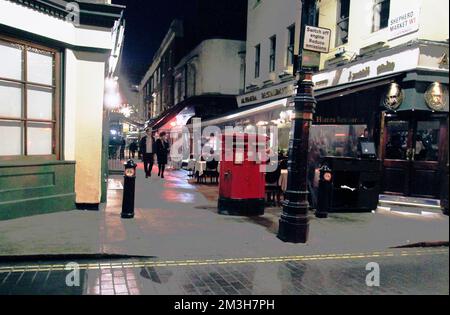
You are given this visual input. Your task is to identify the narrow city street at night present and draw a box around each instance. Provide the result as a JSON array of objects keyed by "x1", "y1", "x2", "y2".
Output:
[
  {"x1": 0, "y1": 0, "x2": 449, "y2": 305},
  {"x1": 0, "y1": 167, "x2": 448, "y2": 296}
]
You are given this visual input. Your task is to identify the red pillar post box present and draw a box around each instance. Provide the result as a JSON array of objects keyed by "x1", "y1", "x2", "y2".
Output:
[{"x1": 218, "y1": 133, "x2": 267, "y2": 216}]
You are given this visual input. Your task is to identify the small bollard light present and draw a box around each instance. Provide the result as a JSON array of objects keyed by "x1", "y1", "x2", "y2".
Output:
[
  {"x1": 316, "y1": 165, "x2": 333, "y2": 219},
  {"x1": 121, "y1": 160, "x2": 137, "y2": 219}
]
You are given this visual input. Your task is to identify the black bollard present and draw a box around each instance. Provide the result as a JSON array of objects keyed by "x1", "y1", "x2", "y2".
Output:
[
  {"x1": 316, "y1": 164, "x2": 333, "y2": 219},
  {"x1": 121, "y1": 160, "x2": 137, "y2": 219}
]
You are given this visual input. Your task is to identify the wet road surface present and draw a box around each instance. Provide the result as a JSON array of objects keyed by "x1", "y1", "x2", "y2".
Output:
[{"x1": 0, "y1": 248, "x2": 448, "y2": 295}]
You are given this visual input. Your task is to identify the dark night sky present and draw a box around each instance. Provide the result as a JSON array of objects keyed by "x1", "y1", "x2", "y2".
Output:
[{"x1": 112, "y1": 0, "x2": 195, "y2": 85}]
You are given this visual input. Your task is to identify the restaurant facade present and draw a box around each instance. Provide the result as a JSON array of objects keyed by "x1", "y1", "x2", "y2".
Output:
[
  {"x1": 200, "y1": 39, "x2": 449, "y2": 200},
  {"x1": 190, "y1": 0, "x2": 447, "y2": 202}
]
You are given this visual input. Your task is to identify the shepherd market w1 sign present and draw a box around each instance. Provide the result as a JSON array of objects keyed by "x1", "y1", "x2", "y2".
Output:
[
  {"x1": 389, "y1": 9, "x2": 420, "y2": 40},
  {"x1": 304, "y1": 25, "x2": 331, "y2": 53}
]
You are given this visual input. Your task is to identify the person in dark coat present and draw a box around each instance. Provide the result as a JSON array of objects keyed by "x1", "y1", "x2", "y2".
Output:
[
  {"x1": 156, "y1": 131, "x2": 170, "y2": 179},
  {"x1": 120, "y1": 138, "x2": 126, "y2": 160},
  {"x1": 139, "y1": 128, "x2": 156, "y2": 178},
  {"x1": 129, "y1": 140, "x2": 138, "y2": 159}
]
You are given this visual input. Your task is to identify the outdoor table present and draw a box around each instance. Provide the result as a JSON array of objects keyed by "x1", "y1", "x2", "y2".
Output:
[
  {"x1": 279, "y1": 169, "x2": 288, "y2": 192},
  {"x1": 187, "y1": 159, "x2": 196, "y2": 171},
  {"x1": 195, "y1": 161, "x2": 207, "y2": 177},
  {"x1": 171, "y1": 160, "x2": 183, "y2": 170},
  {"x1": 195, "y1": 161, "x2": 221, "y2": 179}
]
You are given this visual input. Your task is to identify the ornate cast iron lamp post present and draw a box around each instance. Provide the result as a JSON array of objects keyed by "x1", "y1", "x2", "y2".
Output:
[{"x1": 278, "y1": 0, "x2": 318, "y2": 243}]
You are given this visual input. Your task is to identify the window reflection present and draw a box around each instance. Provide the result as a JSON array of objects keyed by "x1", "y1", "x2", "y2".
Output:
[
  {"x1": 415, "y1": 121, "x2": 440, "y2": 162},
  {"x1": 309, "y1": 125, "x2": 367, "y2": 160},
  {"x1": 385, "y1": 121, "x2": 408, "y2": 160}
]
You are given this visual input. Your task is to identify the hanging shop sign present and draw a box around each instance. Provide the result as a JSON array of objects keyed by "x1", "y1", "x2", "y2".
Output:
[
  {"x1": 304, "y1": 25, "x2": 331, "y2": 54},
  {"x1": 389, "y1": 8, "x2": 420, "y2": 40},
  {"x1": 425, "y1": 82, "x2": 449, "y2": 112},
  {"x1": 382, "y1": 83, "x2": 404, "y2": 111}
]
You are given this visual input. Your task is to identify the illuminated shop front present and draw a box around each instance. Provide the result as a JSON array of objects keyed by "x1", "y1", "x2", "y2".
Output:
[{"x1": 201, "y1": 40, "x2": 449, "y2": 201}]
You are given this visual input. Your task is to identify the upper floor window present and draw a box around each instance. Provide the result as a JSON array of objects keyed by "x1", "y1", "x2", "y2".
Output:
[
  {"x1": 372, "y1": 0, "x2": 391, "y2": 32},
  {"x1": 145, "y1": 82, "x2": 149, "y2": 98},
  {"x1": 336, "y1": 0, "x2": 350, "y2": 47},
  {"x1": 155, "y1": 68, "x2": 160, "y2": 85},
  {"x1": 175, "y1": 77, "x2": 183, "y2": 104},
  {"x1": 255, "y1": 44, "x2": 261, "y2": 78},
  {"x1": 269, "y1": 36, "x2": 277, "y2": 73},
  {"x1": 287, "y1": 24, "x2": 296, "y2": 66},
  {"x1": 0, "y1": 37, "x2": 59, "y2": 159},
  {"x1": 187, "y1": 64, "x2": 196, "y2": 98}
]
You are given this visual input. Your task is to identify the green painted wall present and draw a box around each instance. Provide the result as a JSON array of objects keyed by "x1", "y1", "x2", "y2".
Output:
[{"x1": 0, "y1": 161, "x2": 76, "y2": 220}]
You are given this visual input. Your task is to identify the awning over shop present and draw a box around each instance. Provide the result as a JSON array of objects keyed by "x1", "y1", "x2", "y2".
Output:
[
  {"x1": 148, "y1": 95, "x2": 239, "y2": 131},
  {"x1": 147, "y1": 102, "x2": 188, "y2": 131},
  {"x1": 315, "y1": 73, "x2": 403, "y2": 101},
  {"x1": 202, "y1": 98, "x2": 289, "y2": 127}
]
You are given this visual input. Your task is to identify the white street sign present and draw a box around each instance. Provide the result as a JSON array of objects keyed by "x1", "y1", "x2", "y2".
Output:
[
  {"x1": 304, "y1": 25, "x2": 331, "y2": 54},
  {"x1": 389, "y1": 9, "x2": 420, "y2": 40}
]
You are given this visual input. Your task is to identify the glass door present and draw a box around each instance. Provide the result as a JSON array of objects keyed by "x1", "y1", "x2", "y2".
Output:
[
  {"x1": 410, "y1": 120, "x2": 442, "y2": 198},
  {"x1": 382, "y1": 119, "x2": 413, "y2": 196},
  {"x1": 382, "y1": 116, "x2": 445, "y2": 199}
]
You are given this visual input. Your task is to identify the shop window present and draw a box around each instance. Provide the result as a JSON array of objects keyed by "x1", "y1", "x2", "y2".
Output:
[
  {"x1": 385, "y1": 120, "x2": 408, "y2": 160},
  {"x1": 309, "y1": 125, "x2": 367, "y2": 160},
  {"x1": 336, "y1": 0, "x2": 350, "y2": 47},
  {"x1": 415, "y1": 121, "x2": 440, "y2": 162},
  {"x1": 287, "y1": 24, "x2": 295, "y2": 66},
  {"x1": 372, "y1": 0, "x2": 390, "y2": 32},
  {"x1": 0, "y1": 37, "x2": 59, "y2": 159},
  {"x1": 255, "y1": 44, "x2": 261, "y2": 78},
  {"x1": 269, "y1": 36, "x2": 277, "y2": 73}
]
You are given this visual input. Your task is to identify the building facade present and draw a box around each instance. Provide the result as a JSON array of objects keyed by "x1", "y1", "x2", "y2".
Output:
[
  {"x1": 0, "y1": 0, "x2": 125, "y2": 219},
  {"x1": 139, "y1": 20, "x2": 184, "y2": 122},
  {"x1": 243, "y1": 0, "x2": 301, "y2": 95},
  {"x1": 203, "y1": 0, "x2": 449, "y2": 201},
  {"x1": 313, "y1": 0, "x2": 449, "y2": 200},
  {"x1": 139, "y1": 0, "x2": 248, "y2": 126},
  {"x1": 169, "y1": 39, "x2": 246, "y2": 123}
]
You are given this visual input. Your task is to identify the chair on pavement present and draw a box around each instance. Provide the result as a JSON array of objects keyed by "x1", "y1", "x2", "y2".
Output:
[
  {"x1": 265, "y1": 163, "x2": 282, "y2": 206},
  {"x1": 203, "y1": 159, "x2": 220, "y2": 184}
]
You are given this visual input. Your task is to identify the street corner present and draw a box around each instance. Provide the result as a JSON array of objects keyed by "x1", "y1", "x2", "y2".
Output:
[{"x1": 0, "y1": 0, "x2": 449, "y2": 300}]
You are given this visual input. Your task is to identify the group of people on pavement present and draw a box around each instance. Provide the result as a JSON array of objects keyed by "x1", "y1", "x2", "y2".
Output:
[{"x1": 139, "y1": 128, "x2": 170, "y2": 179}]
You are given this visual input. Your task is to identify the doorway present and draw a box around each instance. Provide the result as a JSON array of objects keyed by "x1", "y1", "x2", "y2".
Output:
[{"x1": 381, "y1": 113, "x2": 448, "y2": 199}]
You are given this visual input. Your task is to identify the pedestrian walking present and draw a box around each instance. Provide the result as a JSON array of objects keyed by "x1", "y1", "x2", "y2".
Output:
[
  {"x1": 120, "y1": 138, "x2": 126, "y2": 160},
  {"x1": 156, "y1": 131, "x2": 170, "y2": 179},
  {"x1": 140, "y1": 128, "x2": 156, "y2": 178},
  {"x1": 129, "y1": 140, "x2": 138, "y2": 159}
]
